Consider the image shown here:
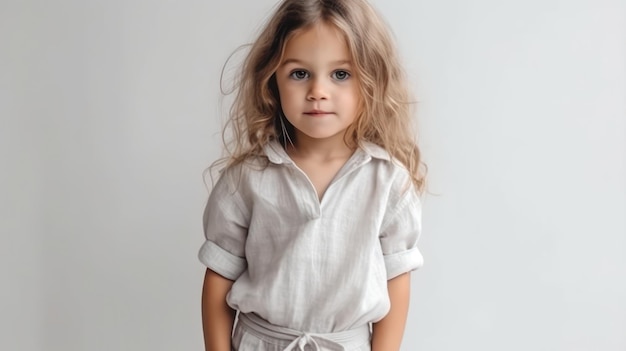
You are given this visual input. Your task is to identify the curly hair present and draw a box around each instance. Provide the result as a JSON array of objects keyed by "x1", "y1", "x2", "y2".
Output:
[{"x1": 214, "y1": 0, "x2": 427, "y2": 193}]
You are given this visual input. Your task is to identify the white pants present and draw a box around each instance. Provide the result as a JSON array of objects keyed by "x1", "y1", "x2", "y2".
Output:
[{"x1": 232, "y1": 313, "x2": 372, "y2": 351}]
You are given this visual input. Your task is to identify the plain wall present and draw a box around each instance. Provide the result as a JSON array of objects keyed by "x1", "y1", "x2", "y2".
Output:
[{"x1": 2, "y1": 0, "x2": 625, "y2": 350}]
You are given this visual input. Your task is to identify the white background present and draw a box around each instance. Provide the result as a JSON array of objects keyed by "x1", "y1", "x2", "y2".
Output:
[{"x1": 2, "y1": 0, "x2": 625, "y2": 350}]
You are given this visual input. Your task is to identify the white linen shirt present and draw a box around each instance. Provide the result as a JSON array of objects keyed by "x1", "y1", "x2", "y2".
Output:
[{"x1": 198, "y1": 140, "x2": 423, "y2": 333}]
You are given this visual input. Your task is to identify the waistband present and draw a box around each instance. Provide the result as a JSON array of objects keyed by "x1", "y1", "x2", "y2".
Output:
[{"x1": 237, "y1": 313, "x2": 371, "y2": 351}]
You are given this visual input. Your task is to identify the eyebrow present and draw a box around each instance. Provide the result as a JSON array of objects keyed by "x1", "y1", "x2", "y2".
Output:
[{"x1": 281, "y1": 58, "x2": 352, "y2": 66}]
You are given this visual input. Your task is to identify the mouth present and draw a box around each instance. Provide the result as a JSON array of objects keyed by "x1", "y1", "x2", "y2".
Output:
[{"x1": 304, "y1": 110, "x2": 333, "y2": 116}]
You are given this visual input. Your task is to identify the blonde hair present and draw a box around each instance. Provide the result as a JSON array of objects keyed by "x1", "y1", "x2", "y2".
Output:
[{"x1": 216, "y1": 0, "x2": 427, "y2": 193}]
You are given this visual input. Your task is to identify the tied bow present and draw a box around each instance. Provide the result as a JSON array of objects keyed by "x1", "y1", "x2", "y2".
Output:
[{"x1": 283, "y1": 332, "x2": 344, "y2": 351}]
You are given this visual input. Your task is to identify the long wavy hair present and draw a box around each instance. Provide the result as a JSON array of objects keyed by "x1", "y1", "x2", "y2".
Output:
[{"x1": 215, "y1": 0, "x2": 427, "y2": 193}]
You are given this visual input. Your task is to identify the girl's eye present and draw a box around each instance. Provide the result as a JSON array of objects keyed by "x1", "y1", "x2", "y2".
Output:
[
  {"x1": 332, "y1": 70, "x2": 351, "y2": 81},
  {"x1": 289, "y1": 70, "x2": 309, "y2": 80}
]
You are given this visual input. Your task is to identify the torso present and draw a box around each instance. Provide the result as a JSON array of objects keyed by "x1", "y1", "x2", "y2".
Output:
[{"x1": 200, "y1": 140, "x2": 424, "y2": 333}]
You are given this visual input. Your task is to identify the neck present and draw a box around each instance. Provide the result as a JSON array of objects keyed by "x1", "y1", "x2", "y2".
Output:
[{"x1": 287, "y1": 133, "x2": 355, "y2": 162}]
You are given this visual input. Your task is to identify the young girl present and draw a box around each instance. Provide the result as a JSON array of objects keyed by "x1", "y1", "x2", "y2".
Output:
[{"x1": 199, "y1": 0, "x2": 426, "y2": 350}]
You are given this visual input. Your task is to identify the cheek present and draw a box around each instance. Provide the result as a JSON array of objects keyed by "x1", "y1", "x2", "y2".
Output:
[
  {"x1": 344, "y1": 88, "x2": 360, "y2": 111},
  {"x1": 280, "y1": 84, "x2": 305, "y2": 102},
  {"x1": 276, "y1": 81, "x2": 290, "y2": 105},
  {"x1": 278, "y1": 88, "x2": 300, "y2": 117},
  {"x1": 279, "y1": 90, "x2": 295, "y2": 109}
]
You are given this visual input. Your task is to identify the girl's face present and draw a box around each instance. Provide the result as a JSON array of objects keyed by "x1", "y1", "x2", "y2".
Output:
[{"x1": 275, "y1": 22, "x2": 359, "y2": 148}]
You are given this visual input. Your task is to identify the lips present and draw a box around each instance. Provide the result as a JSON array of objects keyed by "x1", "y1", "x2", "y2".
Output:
[{"x1": 304, "y1": 109, "x2": 332, "y2": 116}]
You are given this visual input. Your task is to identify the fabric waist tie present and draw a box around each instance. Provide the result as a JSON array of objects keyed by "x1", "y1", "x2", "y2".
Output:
[{"x1": 237, "y1": 312, "x2": 371, "y2": 351}]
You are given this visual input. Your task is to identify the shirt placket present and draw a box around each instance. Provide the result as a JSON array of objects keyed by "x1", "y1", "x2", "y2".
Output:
[
  {"x1": 286, "y1": 163, "x2": 322, "y2": 220},
  {"x1": 277, "y1": 148, "x2": 373, "y2": 221}
]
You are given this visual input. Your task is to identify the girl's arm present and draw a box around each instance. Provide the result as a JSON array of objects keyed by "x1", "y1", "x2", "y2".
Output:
[
  {"x1": 201, "y1": 268, "x2": 236, "y2": 351},
  {"x1": 371, "y1": 272, "x2": 411, "y2": 351}
]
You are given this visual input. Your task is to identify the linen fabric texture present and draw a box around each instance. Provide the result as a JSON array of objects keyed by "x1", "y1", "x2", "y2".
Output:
[
  {"x1": 232, "y1": 312, "x2": 371, "y2": 351},
  {"x1": 198, "y1": 140, "x2": 423, "y2": 334}
]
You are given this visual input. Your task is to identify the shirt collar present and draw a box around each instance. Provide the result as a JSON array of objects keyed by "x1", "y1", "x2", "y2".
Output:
[
  {"x1": 263, "y1": 139, "x2": 391, "y2": 165},
  {"x1": 264, "y1": 140, "x2": 291, "y2": 164},
  {"x1": 360, "y1": 141, "x2": 391, "y2": 161}
]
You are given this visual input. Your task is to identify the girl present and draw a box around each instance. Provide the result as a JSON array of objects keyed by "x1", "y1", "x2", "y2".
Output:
[{"x1": 199, "y1": 0, "x2": 426, "y2": 350}]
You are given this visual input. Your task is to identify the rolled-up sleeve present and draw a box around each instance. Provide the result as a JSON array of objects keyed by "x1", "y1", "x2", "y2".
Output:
[
  {"x1": 198, "y1": 171, "x2": 249, "y2": 281},
  {"x1": 379, "y1": 185, "x2": 424, "y2": 280}
]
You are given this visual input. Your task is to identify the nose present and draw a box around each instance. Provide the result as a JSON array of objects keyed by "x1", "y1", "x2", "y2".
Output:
[{"x1": 306, "y1": 78, "x2": 329, "y2": 101}]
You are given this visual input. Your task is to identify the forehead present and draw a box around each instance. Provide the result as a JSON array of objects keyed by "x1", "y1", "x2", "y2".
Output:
[{"x1": 282, "y1": 22, "x2": 351, "y2": 62}]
